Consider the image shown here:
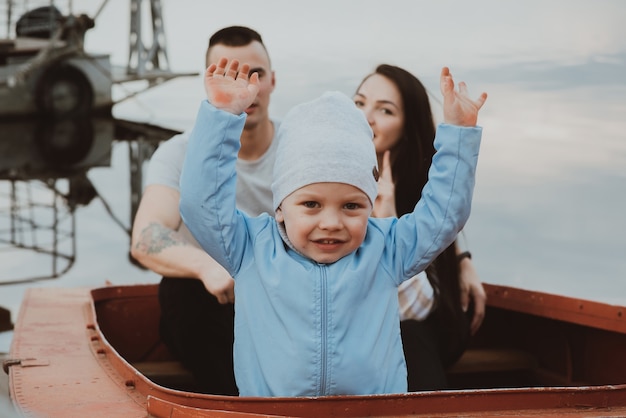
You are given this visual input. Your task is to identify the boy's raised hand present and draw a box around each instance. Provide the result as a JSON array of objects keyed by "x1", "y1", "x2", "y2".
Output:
[
  {"x1": 440, "y1": 67, "x2": 487, "y2": 127},
  {"x1": 205, "y1": 57, "x2": 260, "y2": 115}
]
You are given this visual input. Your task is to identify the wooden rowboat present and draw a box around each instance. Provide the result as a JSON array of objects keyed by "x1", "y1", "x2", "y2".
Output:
[{"x1": 4, "y1": 282, "x2": 626, "y2": 417}]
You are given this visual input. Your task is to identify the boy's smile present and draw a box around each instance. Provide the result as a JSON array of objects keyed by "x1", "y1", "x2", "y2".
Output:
[
  {"x1": 276, "y1": 183, "x2": 372, "y2": 264},
  {"x1": 310, "y1": 236, "x2": 348, "y2": 255}
]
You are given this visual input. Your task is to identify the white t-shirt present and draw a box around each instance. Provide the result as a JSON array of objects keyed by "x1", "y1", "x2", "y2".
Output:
[
  {"x1": 146, "y1": 121, "x2": 280, "y2": 216},
  {"x1": 398, "y1": 271, "x2": 434, "y2": 321}
]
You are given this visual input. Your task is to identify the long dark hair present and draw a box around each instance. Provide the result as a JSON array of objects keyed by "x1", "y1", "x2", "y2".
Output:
[{"x1": 359, "y1": 64, "x2": 469, "y2": 364}]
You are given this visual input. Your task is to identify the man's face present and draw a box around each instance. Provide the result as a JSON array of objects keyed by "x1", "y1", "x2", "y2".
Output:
[{"x1": 207, "y1": 41, "x2": 275, "y2": 130}]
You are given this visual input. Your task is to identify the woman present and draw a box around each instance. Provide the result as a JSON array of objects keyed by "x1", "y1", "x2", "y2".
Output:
[{"x1": 354, "y1": 64, "x2": 487, "y2": 391}]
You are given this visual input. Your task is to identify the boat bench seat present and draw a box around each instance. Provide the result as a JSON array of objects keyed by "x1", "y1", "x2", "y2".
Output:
[
  {"x1": 0, "y1": 40, "x2": 15, "y2": 52},
  {"x1": 133, "y1": 360, "x2": 192, "y2": 377},
  {"x1": 133, "y1": 361, "x2": 197, "y2": 390},
  {"x1": 132, "y1": 349, "x2": 538, "y2": 392},
  {"x1": 447, "y1": 348, "x2": 538, "y2": 374}
]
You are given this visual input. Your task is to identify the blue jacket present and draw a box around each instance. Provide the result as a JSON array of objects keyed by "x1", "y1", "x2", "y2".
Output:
[{"x1": 180, "y1": 101, "x2": 482, "y2": 397}]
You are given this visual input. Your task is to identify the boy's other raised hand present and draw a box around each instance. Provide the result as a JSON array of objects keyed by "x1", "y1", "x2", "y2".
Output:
[
  {"x1": 440, "y1": 67, "x2": 487, "y2": 127},
  {"x1": 204, "y1": 57, "x2": 260, "y2": 115}
]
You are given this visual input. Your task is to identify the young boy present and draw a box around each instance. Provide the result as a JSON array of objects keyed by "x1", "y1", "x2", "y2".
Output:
[{"x1": 180, "y1": 58, "x2": 487, "y2": 397}]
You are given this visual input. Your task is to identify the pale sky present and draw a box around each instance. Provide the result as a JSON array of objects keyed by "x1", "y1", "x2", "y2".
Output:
[{"x1": 81, "y1": 0, "x2": 626, "y2": 73}]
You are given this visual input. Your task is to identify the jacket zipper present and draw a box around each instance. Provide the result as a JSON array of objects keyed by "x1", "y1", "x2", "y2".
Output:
[{"x1": 319, "y1": 265, "x2": 328, "y2": 394}]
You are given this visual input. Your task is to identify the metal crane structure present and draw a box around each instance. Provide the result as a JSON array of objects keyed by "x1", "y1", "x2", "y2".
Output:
[{"x1": 0, "y1": 0, "x2": 196, "y2": 117}]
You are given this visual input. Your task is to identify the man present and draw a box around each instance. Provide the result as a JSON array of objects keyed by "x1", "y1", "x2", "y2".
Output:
[{"x1": 130, "y1": 26, "x2": 277, "y2": 395}]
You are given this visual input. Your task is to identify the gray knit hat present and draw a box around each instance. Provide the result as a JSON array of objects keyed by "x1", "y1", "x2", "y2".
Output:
[{"x1": 272, "y1": 91, "x2": 378, "y2": 211}]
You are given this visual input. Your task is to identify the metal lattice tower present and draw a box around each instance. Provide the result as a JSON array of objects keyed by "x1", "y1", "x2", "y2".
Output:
[{"x1": 127, "y1": 0, "x2": 170, "y2": 77}]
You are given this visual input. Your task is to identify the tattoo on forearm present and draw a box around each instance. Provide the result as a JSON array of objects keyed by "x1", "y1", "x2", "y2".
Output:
[{"x1": 135, "y1": 222, "x2": 185, "y2": 254}]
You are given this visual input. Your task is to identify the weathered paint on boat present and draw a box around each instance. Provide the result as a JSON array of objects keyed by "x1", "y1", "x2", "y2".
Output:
[{"x1": 4, "y1": 283, "x2": 626, "y2": 417}]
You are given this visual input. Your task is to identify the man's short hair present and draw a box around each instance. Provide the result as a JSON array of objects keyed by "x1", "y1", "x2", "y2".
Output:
[
  {"x1": 209, "y1": 26, "x2": 264, "y2": 47},
  {"x1": 206, "y1": 26, "x2": 269, "y2": 66}
]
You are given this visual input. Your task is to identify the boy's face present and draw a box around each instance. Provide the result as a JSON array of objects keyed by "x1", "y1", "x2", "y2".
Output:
[
  {"x1": 207, "y1": 41, "x2": 275, "y2": 131},
  {"x1": 275, "y1": 183, "x2": 372, "y2": 264}
]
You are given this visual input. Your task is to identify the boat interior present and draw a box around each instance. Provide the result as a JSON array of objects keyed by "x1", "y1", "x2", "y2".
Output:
[{"x1": 93, "y1": 283, "x2": 626, "y2": 395}]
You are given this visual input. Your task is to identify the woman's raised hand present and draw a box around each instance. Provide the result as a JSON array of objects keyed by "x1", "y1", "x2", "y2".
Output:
[{"x1": 372, "y1": 150, "x2": 397, "y2": 218}]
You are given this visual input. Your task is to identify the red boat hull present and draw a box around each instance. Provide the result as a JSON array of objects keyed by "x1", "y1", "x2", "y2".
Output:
[{"x1": 5, "y1": 283, "x2": 626, "y2": 417}]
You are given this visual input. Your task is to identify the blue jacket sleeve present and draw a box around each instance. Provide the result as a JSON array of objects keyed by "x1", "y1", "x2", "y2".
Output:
[
  {"x1": 179, "y1": 100, "x2": 248, "y2": 275},
  {"x1": 392, "y1": 123, "x2": 482, "y2": 281}
]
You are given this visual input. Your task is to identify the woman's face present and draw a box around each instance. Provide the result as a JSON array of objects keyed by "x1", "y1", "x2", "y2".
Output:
[{"x1": 354, "y1": 74, "x2": 405, "y2": 155}]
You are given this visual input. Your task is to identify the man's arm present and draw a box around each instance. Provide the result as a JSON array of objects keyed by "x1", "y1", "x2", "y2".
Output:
[{"x1": 130, "y1": 184, "x2": 235, "y2": 303}]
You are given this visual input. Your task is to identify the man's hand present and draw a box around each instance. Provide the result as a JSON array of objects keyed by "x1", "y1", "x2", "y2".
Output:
[
  {"x1": 205, "y1": 57, "x2": 260, "y2": 115},
  {"x1": 440, "y1": 67, "x2": 487, "y2": 127},
  {"x1": 200, "y1": 264, "x2": 235, "y2": 304}
]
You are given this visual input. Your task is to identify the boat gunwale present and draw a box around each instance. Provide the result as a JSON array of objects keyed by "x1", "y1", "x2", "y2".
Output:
[{"x1": 484, "y1": 285, "x2": 626, "y2": 334}]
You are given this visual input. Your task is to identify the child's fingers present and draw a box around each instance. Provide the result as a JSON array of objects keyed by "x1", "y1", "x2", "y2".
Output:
[
  {"x1": 474, "y1": 92, "x2": 488, "y2": 110},
  {"x1": 238, "y1": 64, "x2": 251, "y2": 80},
  {"x1": 458, "y1": 81, "x2": 468, "y2": 96},
  {"x1": 225, "y1": 59, "x2": 240, "y2": 79},
  {"x1": 205, "y1": 63, "x2": 217, "y2": 78},
  {"x1": 214, "y1": 57, "x2": 229, "y2": 75},
  {"x1": 237, "y1": 63, "x2": 260, "y2": 91},
  {"x1": 439, "y1": 66, "x2": 454, "y2": 96}
]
